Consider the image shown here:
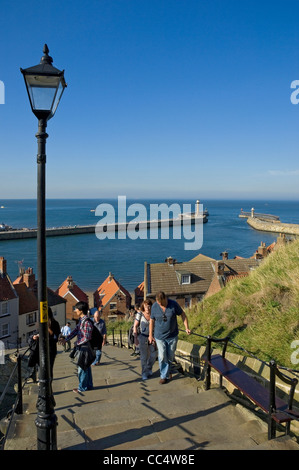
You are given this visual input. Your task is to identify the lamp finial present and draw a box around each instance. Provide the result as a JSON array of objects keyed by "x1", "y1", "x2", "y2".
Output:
[{"x1": 40, "y1": 44, "x2": 53, "y2": 65}]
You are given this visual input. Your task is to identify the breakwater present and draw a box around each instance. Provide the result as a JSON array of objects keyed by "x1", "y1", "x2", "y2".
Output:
[
  {"x1": 247, "y1": 217, "x2": 299, "y2": 236},
  {"x1": 239, "y1": 209, "x2": 280, "y2": 222},
  {"x1": 0, "y1": 214, "x2": 207, "y2": 241}
]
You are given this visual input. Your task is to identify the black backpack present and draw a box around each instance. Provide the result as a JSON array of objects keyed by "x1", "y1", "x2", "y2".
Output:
[{"x1": 83, "y1": 317, "x2": 103, "y2": 350}]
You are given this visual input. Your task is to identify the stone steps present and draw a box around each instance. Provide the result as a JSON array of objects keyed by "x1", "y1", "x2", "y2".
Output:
[{"x1": 3, "y1": 344, "x2": 299, "y2": 451}]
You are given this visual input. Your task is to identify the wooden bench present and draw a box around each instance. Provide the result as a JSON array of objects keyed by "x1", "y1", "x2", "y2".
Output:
[{"x1": 204, "y1": 336, "x2": 299, "y2": 439}]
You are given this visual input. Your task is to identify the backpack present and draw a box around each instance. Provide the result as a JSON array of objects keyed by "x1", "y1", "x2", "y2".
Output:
[{"x1": 83, "y1": 317, "x2": 103, "y2": 350}]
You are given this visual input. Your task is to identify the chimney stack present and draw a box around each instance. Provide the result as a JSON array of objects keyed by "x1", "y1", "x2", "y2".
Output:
[
  {"x1": 24, "y1": 267, "x2": 36, "y2": 289},
  {"x1": 108, "y1": 272, "x2": 114, "y2": 282},
  {"x1": 220, "y1": 251, "x2": 228, "y2": 260},
  {"x1": 276, "y1": 233, "x2": 286, "y2": 247},
  {"x1": 165, "y1": 256, "x2": 175, "y2": 266},
  {"x1": 217, "y1": 261, "x2": 225, "y2": 275},
  {"x1": 258, "y1": 242, "x2": 267, "y2": 258},
  {"x1": 67, "y1": 275, "x2": 74, "y2": 289},
  {"x1": 0, "y1": 257, "x2": 7, "y2": 274}
]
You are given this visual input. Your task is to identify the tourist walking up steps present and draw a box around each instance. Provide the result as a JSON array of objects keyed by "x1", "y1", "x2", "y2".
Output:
[
  {"x1": 61, "y1": 301, "x2": 94, "y2": 393},
  {"x1": 149, "y1": 291, "x2": 191, "y2": 384},
  {"x1": 129, "y1": 304, "x2": 140, "y2": 357},
  {"x1": 133, "y1": 299, "x2": 157, "y2": 380},
  {"x1": 91, "y1": 309, "x2": 107, "y2": 366},
  {"x1": 60, "y1": 322, "x2": 71, "y2": 351}
]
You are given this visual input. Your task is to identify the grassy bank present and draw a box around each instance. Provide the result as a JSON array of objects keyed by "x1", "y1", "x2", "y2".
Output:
[{"x1": 183, "y1": 238, "x2": 299, "y2": 368}]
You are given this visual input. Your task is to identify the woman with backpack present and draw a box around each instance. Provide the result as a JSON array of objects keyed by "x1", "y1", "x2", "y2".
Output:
[
  {"x1": 133, "y1": 299, "x2": 157, "y2": 380},
  {"x1": 61, "y1": 301, "x2": 94, "y2": 393}
]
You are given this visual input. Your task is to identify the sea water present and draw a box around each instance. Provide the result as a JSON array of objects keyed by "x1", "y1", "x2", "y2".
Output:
[{"x1": 0, "y1": 199, "x2": 298, "y2": 293}]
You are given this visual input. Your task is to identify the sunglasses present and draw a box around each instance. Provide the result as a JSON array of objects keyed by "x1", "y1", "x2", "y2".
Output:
[{"x1": 162, "y1": 312, "x2": 167, "y2": 322}]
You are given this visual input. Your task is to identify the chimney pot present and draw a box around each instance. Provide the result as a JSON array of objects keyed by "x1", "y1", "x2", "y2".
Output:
[
  {"x1": 220, "y1": 251, "x2": 228, "y2": 260},
  {"x1": 24, "y1": 267, "x2": 36, "y2": 289},
  {"x1": 258, "y1": 242, "x2": 267, "y2": 257},
  {"x1": 217, "y1": 261, "x2": 225, "y2": 275}
]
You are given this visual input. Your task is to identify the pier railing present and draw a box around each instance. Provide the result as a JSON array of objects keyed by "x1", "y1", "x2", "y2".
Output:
[{"x1": 239, "y1": 211, "x2": 280, "y2": 222}]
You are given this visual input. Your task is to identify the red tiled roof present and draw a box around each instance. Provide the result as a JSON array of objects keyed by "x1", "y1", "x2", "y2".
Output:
[
  {"x1": 14, "y1": 268, "x2": 66, "y2": 307},
  {"x1": 0, "y1": 274, "x2": 17, "y2": 301},
  {"x1": 56, "y1": 277, "x2": 88, "y2": 303},
  {"x1": 13, "y1": 282, "x2": 38, "y2": 315},
  {"x1": 134, "y1": 281, "x2": 144, "y2": 297},
  {"x1": 267, "y1": 242, "x2": 276, "y2": 252},
  {"x1": 94, "y1": 275, "x2": 131, "y2": 308},
  {"x1": 225, "y1": 272, "x2": 249, "y2": 283}
]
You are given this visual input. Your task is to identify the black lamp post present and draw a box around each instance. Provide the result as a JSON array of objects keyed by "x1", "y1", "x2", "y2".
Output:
[{"x1": 21, "y1": 45, "x2": 67, "y2": 450}]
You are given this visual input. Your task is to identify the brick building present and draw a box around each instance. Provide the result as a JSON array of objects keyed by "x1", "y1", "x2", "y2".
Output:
[
  {"x1": 144, "y1": 252, "x2": 260, "y2": 309},
  {"x1": 0, "y1": 257, "x2": 18, "y2": 348},
  {"x1": 55, "y1": 275, "x2": 89, "y2": 322},
  {"x1": 93, "y1": 273, "x2": 131, "y2": 321},
  {"x1": 14, "y1": 267, "x2": 66, "y2": 343}
]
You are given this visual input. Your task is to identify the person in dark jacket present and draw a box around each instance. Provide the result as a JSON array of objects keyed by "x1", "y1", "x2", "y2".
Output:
[
  {"x1": 32, "y1": 307, "x2": 60, "y2": 379},
  {"x1": 47, "y1": 308, "x2": 61, "y2": 377}
]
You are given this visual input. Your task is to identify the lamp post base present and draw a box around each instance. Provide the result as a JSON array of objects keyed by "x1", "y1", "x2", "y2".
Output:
[{"x1": 35, "y1": 412, "x2": 58, "y2": 450}]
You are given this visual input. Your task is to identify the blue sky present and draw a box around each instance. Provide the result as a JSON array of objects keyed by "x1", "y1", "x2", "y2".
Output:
[{"x1": 1, "y1": 0, "x2": 299, "y2": 200}]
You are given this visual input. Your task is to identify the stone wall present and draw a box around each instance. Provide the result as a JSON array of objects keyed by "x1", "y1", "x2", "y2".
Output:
[{"x1": 247, "y1": 217, "x2": 299, "y2": 236}]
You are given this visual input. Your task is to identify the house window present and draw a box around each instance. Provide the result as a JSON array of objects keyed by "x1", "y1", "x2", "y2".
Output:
[
  {"x1": 1, "y1": 301, "x2": 9, "y2": 316},
  {"x1": 185, "y1": 297, "x2": 191, "y2": 308},
  {"x1": 0, "y1": 323, "x2": 9, "y2": 338},
  {"x1": 182, "y1": 274, "x2": 191, "y2": 285},
  {"x1": 26, "y1": 312, "x2": 37, "y2": 326},
  {"x1": 110, "y1": 302, "x2": 117, "y2": 310}
]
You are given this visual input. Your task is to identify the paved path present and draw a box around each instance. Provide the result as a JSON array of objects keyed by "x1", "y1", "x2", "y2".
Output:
[{"x1": 4, "y1": 344, "x2": 299, "y2": 451}]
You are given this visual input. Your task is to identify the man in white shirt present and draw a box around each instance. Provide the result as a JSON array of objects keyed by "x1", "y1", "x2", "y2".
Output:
[{"x1": 60, "y1": 322, "x2": 71, "y2": 351}]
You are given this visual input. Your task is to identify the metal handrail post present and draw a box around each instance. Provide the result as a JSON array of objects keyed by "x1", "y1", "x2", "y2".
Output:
[
  {"x1": 268, "y1": 359, "x2": 277, "y2": 439},
  {"x1": 205, "y1": 336, "x2": 211, "y2": 390},
  {"x1": 15, "y1": 354, "x2": 23, "y2": 415}
]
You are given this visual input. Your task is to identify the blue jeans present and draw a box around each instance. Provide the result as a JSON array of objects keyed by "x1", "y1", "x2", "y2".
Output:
[
  {"x1": 138, "y1": 334, "x2": 157, "y2": 378},
  {"x1": 92, "y1": 349, "x2": 102, "y2": 365},
  {"x1": 155, "y1": 336, "x2": 178, "y2": 379},
  {"x1": 78, "y1": 366, "x2": 93, "y2": 391}
]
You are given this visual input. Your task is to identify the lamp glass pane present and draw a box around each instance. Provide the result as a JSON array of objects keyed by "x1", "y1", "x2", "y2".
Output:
[
  {"x1": 25, "y1": 75, "x2": 60, "y2": 112},
  {"x1": 51, "y1": 80, "x2": 64, "y2": 117}
]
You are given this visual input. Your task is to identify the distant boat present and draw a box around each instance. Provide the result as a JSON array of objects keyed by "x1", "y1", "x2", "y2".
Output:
[
  {"x1": 0, "y1": 206, "x2": 4, "y2": 209},
  {"x1": 90, "y1": 209, "x2": 95, "y2": 212},
  {"x1": 203, "y1": 208, "x2": 209, "y2": 216}
]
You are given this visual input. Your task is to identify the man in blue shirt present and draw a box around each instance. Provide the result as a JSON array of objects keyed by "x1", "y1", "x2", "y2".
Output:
[{"x1": 149, "y1": 291, "x2": 191, "y2": 384}]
